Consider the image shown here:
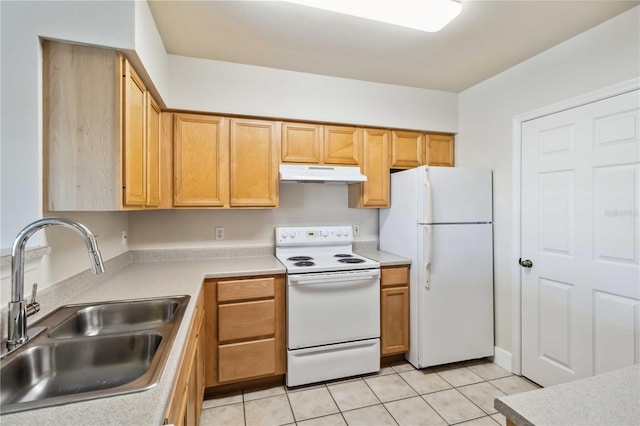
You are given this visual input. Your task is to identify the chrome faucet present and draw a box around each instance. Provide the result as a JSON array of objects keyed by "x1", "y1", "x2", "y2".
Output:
[{"x1": 6, "y1": 217, "x2": 105, "y2": 352}]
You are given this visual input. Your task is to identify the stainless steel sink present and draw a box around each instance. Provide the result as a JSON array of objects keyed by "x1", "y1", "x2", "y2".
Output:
[
  {"x1": 0, "y1": 295, "x2": 190, "y2": 414},
  {"x1": 48, "y1": 298, "x2": 182, "y2": 339}
]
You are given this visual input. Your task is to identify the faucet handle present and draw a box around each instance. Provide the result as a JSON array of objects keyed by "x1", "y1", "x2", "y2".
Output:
[
  {"x1": 31, "y1": 283, "x2": 38, "y2": 304},
  {"x1": 26, "y1": 283, "x2": 41, "y2": 317}
]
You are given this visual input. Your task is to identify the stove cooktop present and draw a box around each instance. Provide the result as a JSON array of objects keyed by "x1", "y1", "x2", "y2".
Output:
[{"x1": 275, "y1": 226, "x2": 379, "y2": 273}]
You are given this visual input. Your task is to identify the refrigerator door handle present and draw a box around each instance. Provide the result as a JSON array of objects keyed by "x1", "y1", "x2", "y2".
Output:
[
  {"x1": 425, "y1": 225, "x2": 432, "y2": 289},
  {"x1": 424, "y1": 168, "x2": 433, "y2": 224}
]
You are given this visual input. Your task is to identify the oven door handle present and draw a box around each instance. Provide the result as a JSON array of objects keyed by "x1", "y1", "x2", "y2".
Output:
[{"x1": 289, "y1": 271, "x2": 380, "y2": 285}]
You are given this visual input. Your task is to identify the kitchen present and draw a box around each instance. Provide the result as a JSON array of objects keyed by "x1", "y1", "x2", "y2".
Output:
[{"x1": 1, "y1": 1, "x2": 639, "y2": 425}]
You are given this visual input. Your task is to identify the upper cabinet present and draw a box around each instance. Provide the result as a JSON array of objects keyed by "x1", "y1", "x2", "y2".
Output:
[
  {"x1": 281, "y1": 122, "x2": 322, "y2": 163},
  {"x1": 168, "y1": 115, "x2": 279, "y2": 209},
  {"x1": 424, "y1": 133, "x2": 455, "y2": 167},
  {"x1": 43, "y1": 40, "x2": 453, "y2": 212},
  {"x1": 281, "y1": 123, "x2": 360, "y2": 166},
  {"x1": 324, "y1": 125, "x2": 360, "y2": 165},
  {"x1": 230, "y1": 119, "x2": 279, "y2": 207},
  {"x1": 173, "y1": 113, "x2": 229, "y2": 207},
  {"x1": 392, "y1": 131, "x2": 454, "y2": 169},
  {"x1": 44, "y1": 40, "x2": 164, "y2": 211},
  {"x1": 349, "y1": 128, "x2": 390, "y2": 208},
  {"x1": 391, "y1": 130, "x2": 423, "y2": 169}
]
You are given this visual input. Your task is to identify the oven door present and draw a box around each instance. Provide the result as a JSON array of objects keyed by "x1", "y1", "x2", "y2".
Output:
[{"x1": 287, "y1": 268, "x2": 380, "y2": 349}]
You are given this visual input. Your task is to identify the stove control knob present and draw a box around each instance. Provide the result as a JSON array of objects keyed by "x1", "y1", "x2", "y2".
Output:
[
  {"x1": 336, "y1": 229, "x2": 342, "y2": 236},
  {"x1": 288, "y1": 231, "x2": 296, "y2": 238},
  {"x1": 280, "y1": 230, "x2": 288, "y2": 238},
  {"x1": 343, "y1": 228, "x2": 350, "y2": 236},
  {"x1": 322, "y1": 230, "x2": 328, "y2": 237}
]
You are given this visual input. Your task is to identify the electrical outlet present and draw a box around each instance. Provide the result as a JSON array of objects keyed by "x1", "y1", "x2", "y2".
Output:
[
  {"x1": 353, "y1": 225, "x2": 360, "y2": 236},
  {"x1": 121, "y1": 230, "x2": 128, "y2": 245},
  {"x1": 215, "y1": 227, "x2": 224, "y2": 241}
]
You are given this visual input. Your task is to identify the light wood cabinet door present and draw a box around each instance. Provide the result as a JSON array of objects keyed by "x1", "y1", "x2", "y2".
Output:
[
  {"x1": 324, "y1": 125, "x2": 360, "y2": 165},
  {"x1": 145, "y1": 94, "x2": 161, "y2": 207},
  {"x1": 123, "y1": 59, "x2": 147, "y2": 206},
  {"x1": 281, "y1": 122, "x2": 322, "y2": 163},
  {"x1": 380, "y1": 266, "x2": 410, "y2": 356},
  {"x1": 122, "y1": 59, "x2": 147, "y2": 207},
  {"x1": 229, "y1": 119, "x2": 279, "y2": 207},
  {"x1": 349, "y1": 128, "x2": 390, "y2": 208},
  {"x1": 391, "y1": 130, "x2": 423, "y2": 169},
  {"x1": 424, "y1": 133, "x2": 455, "y2": 167},
  {"x1": 165, "y1": 290, "x2": 205, "y2": 426},
  {"x1": 174, "y1": 113, "x2": 229, "y2": 207}
]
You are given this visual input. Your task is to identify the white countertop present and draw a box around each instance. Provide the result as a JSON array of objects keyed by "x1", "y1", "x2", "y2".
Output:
[
  {"x1": 2, "y1": 256, "x2": 285, "y2": 426},
  {"x1": 495, "y1": 364, "x2": 640, "y2": 426}
]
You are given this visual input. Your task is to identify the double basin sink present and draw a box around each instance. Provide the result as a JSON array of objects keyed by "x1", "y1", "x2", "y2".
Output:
[{"x1": 0, "y1": 295, "x2": 190, "y2": 414}]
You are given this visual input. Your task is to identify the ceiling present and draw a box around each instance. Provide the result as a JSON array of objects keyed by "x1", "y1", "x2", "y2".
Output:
[{"x1": 147, "y1": 1, "x2": 638, "y2": 93}]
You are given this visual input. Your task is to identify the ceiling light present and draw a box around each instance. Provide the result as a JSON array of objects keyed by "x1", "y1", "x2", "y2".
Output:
[{"x1": 284, "y1": 0, "x2": 462, "y2": 32}]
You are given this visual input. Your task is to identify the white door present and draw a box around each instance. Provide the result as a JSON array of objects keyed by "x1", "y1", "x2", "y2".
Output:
[{"x1": 521, "y1": 89, "x2": 640, "y2": 387}]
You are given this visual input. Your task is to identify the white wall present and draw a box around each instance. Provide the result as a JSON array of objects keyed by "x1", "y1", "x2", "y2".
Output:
[
  {"x1": 130, "y1": 184, "x2": 378, "y2": 249},
  {"x1": 0, "y1": 212, "x2": 130, "y2": 304},
  {"x1": 1, "y1": 0, "x2": 135, "y2": 249},
  {"x1": 134, "y1": 0, "x2": 170, "y2": 106},
  {"x1": 168, "y1": 54, "x2": 458, "y2": 132},
  {"x1": 456, "y1": 6, "x2": 640, "y2": 356}
]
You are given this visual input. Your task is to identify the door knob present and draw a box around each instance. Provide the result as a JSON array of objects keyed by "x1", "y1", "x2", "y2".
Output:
[{"x1": 519, "y1": 258, "x2": 533, "y2": 268}]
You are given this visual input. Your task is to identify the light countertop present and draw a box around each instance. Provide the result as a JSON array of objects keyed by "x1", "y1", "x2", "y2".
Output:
[
  {"x1": 357, "y1": 250, "x2": 411, "y2": 266},
  {"x1": 2, "y1": 248, "x2": 406, "y2": 424},
  {"x1": 495, "y1": 364, "x2": 640, "y2": 426},
  {"x1": 2, "y1": 255, "x2": 285, "y2": 425}
]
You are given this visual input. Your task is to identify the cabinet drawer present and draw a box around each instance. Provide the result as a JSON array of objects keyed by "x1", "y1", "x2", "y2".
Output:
[
  {"x1": 218, "y1": 300, "x2": 275, "y2": 342},
  {"x1": 218, "y1": 338, "x2": 276, "y2": 383},
  {"x1": 381, "y1": 267, "x2": 409, "y2": 287},
  {"x1": 217, "y1": 277, "x2": 275, "y2": 302}
]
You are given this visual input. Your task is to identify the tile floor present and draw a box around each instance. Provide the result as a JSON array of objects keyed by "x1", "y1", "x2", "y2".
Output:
[{"x1": 200, "y1": 358, "x2": 541, "y2": 426}]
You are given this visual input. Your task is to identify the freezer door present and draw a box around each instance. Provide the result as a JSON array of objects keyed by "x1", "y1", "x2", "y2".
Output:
[
  {"x1": 420, "y1": 167, "x2": 493, "y2": 224},
  {"x1": 416, "y1": 223, "x2": 494, "y2": 367}
]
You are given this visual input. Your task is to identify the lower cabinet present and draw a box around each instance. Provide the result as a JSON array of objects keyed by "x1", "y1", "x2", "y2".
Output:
[
  {"x1": 380, "y1": 266, "x2": 410, "y2": 356},
  {"x1": 204, "y1": 275, "x2": 286, "y2": 387},
  {"x1": 164, "y1": 289, "x2": 205, "y2": 426}
]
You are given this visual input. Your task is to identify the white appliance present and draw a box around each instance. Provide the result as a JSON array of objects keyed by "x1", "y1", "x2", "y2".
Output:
[
  {"x1": 275, "y1": 226, "x2": 380, "y2": 387},
  {"x1": 379, "y1": 166, "x2": 494, "y2": 369}
]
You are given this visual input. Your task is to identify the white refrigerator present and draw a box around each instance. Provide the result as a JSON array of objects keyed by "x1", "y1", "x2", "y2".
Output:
[{"x1": 379, "y1": 166, "x2": 494, "y2": 368}]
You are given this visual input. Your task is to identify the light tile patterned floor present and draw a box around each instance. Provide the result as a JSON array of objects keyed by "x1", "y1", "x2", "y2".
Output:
[{"x1": 200, "y1": 358, "x2": 541, "y2": 426}]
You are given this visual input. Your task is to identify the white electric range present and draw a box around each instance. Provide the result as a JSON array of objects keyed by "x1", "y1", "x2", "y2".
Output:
[{"x1": 275, "y1": 226, "x2": 381, "y2": 387}]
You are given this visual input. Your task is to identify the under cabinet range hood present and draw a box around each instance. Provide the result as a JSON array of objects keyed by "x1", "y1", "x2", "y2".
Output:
[{"x1": 279, "y1": 164, "x2": 367, "y2": 183}]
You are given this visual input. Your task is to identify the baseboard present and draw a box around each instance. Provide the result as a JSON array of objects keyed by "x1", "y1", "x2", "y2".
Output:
[{"x1": 492, "y1": 346, "x2": 513, "y2": 372}]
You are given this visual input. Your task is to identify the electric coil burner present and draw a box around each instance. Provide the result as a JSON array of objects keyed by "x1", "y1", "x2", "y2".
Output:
[
  {"x1": 338, "y1": 258, "x2": 366, "y2": 264},
  {"x1": 275, "y1": 226, "x2": 381, "y2": 387},
  {"x1": 288, "y1": 256, "x2": 313, "y2": 261}
]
